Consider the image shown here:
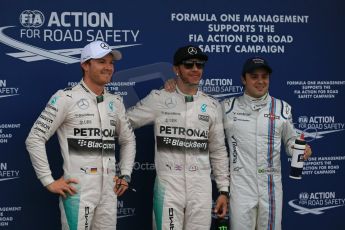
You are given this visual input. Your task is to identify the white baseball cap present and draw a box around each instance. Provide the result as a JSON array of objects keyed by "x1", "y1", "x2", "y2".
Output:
[{"x1": 80, "y1": 40, "x2": 122, "y2": 63}]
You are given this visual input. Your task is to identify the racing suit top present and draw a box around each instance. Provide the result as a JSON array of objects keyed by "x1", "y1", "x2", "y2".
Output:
[
  {"x1": 127, "y1": 87, "x2": 229, "y2": 192},
  {"x1": 222, "y1": 92, "x2": 296, "y2": 176},
  {"x1": 222, "y1": 92, "x2": 297, "y2": 230},
  {"x1": 26, "y1": 80, "x2": 136, "y2": 186}
]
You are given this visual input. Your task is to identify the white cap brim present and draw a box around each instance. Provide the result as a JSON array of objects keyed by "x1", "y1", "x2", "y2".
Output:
[
  {"x1": 90, "y1": 49, "x2": 122, "y2": 61},
  {"x1": 80, "y1": 41, "x2": 122, "y2": 63}
]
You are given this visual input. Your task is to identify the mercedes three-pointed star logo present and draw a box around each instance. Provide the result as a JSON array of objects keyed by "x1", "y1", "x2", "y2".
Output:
[
  {"x1": 100, "y1": 42, "x2": 109, "y2": 49},
  {"x1": 188, "y1": 47, "x2": 198, "y2": 55},
  {"x1": 77, "y1": 98, "x2": 89, "y2": 110}
]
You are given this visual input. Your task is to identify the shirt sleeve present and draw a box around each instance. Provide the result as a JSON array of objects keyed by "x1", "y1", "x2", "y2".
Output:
[
  {"x1": 281, "y1": 101, "x2": 298, "y2": 157},
  {"x1": 25, "y1": 90, "x2": 69, "y2": 186},
  {"x1": 126, "y1": 90, "x2": 159, "y2": 129},
  {"x1": 208, "y1": 100, "x2": 230, "y2": 192},
  {"x1": 115, "y1": 96, "x2": 136, "y2": 177}
]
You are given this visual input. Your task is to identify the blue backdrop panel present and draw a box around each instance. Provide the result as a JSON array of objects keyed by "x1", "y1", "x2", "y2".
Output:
[{"x1": 0, "y1": 0, "x2": 344, "y2": 229}]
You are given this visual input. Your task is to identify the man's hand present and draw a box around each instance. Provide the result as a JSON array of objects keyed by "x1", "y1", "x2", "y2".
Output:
[
  {"x1": 214, "y1": 194, "x2": 228, "y2": 218},
  {"x1": 46, "y1": 177, "x2": 78, "y2": 198},
  {"x1": 304, "y1": 144, "x2": 312, "y2": 160},
  {"x1": 113, "y1": 176, "x2": 129, "y2": 196},
  {"x1": 164, "y1": 78, "x2": 177, "y2": 92}
]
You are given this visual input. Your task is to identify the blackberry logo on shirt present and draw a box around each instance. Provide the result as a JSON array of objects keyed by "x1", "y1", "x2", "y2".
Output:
[
  {"x1": 158, "y1": 126, "x2": 209, "y2": 152},
  {"x1": 157, "y1": 136, "x2": 208, "y2": 152},
  {"x1": 68, "y1": 139, "x2": 116, "y2": 155},
  {"x1": 78, "y1": 139, "x2": 87, "y2": 147},
  {"x1": 163, "y1": 137, "x2": 172, "y2": 144}
]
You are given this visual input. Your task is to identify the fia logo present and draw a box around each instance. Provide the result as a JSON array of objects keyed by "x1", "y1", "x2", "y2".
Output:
[
  {"x1": 20, "y1": 10, "x2": 45, "y2": 28},
  {"x1": 298, "y1": 116, "x2": 308, "y2": 124}
]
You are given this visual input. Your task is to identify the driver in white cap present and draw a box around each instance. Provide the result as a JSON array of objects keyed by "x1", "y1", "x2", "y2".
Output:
[{"x1": 26, "y1": 40, "x2": 136, "y2": 230}]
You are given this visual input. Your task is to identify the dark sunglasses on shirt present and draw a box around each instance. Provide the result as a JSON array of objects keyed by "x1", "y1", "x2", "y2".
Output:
[{"x1": 181, "y1": 60, "x2": 206, "y2": 69}]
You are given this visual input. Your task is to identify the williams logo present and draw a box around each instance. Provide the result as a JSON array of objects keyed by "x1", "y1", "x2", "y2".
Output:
[
  {"x1": 0, "y1": 10, "x2": 141, "y2": 64},
  {"x1": 296, "y1": 115, "x2": 344, "y2": 141},
  {"x1": 288, "y1": 192, "x2": 345, "y2": 215}
]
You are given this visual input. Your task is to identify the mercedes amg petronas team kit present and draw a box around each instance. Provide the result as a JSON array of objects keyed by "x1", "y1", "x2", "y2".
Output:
[
  {"x1": 26, "y1": 80, "x2": 136, "y2": 230},
  {"x1": 127, "y1": 88, "x2": 229, "y2": 230}
]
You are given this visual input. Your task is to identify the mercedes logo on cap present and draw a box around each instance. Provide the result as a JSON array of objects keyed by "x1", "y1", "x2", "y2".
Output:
[
  {"x1": 188, "y1": 47, "x2": 198, "y2": 55},
  {"x1": 100, "y1": 42, "x2": 109, "y2": 50}
]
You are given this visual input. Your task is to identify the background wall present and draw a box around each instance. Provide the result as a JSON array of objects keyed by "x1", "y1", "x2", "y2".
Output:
[{"x1": 0, "y1": 0, "x2": 344, "y2": 229}]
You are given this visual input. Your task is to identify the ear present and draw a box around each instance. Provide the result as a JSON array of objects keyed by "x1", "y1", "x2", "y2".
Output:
[
  {"x1": 173, "y1": 66, "x2": 179, "y2": 76},
  {"x1": 81, "y1": 62, "x2": 89, "y2": 73},
  {"x1": 241, "y1": 75, "x2": 246, "y2": 85}
]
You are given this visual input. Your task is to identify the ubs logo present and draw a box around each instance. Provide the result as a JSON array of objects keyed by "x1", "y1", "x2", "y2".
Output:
[{"x1": 77, "y1": 99, "x2": 89, "y2": 110}]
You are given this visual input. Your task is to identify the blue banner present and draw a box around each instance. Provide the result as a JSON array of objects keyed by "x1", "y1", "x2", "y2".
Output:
[{"x1": 0, "y1": 0, "x2": 344, "y2": 229}]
